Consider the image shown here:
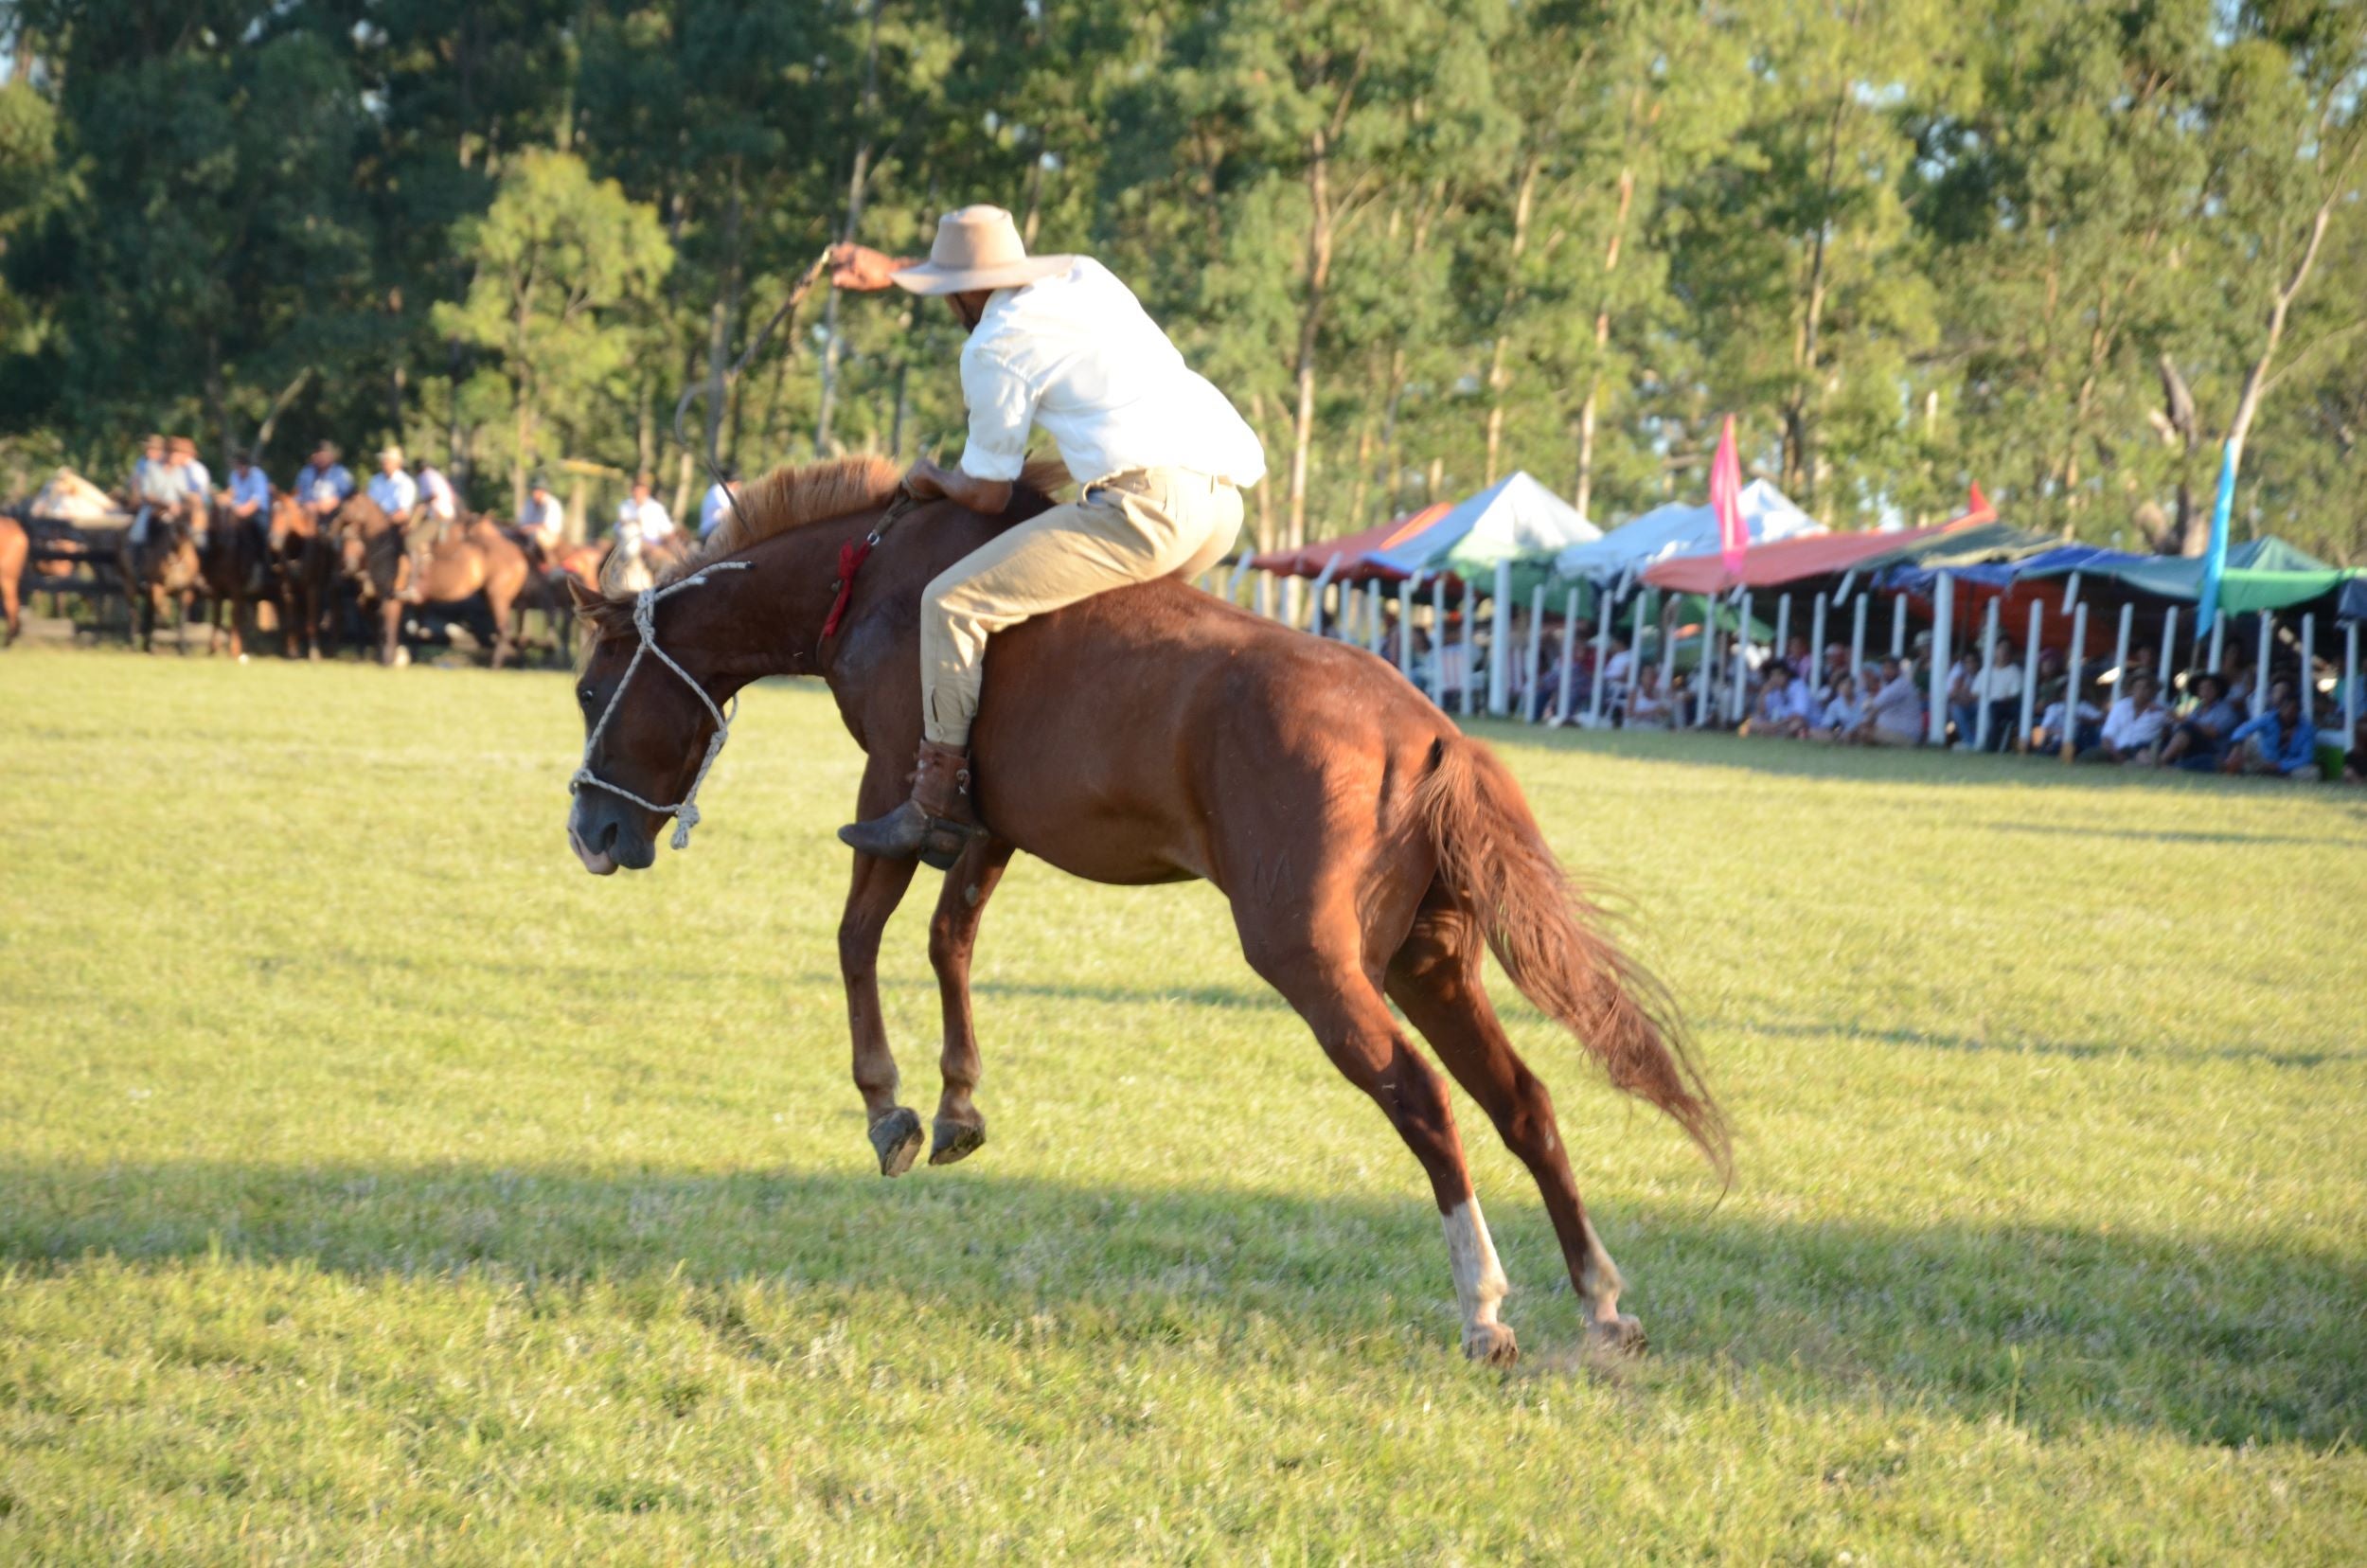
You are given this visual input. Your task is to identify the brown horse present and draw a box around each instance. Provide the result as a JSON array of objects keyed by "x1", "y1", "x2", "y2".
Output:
[
  {"x1": 334, "y1": 495, "x2": 531, "y2": 668},
  {"x1": 267, "y1": 492, "x2": 338, "y2": 659},
  {"x1": 194, "y1": 499, "x2": 269, "y2": 660},
  {"x1": 0, "y1": 514, "x2": 24, "y2": 647},
  {"x1": 563, "y1": 456, "x2": 1726, "y2": 1363},
  {"x1": 120, "y1": 501, "x2": 206, "y2": 652}
]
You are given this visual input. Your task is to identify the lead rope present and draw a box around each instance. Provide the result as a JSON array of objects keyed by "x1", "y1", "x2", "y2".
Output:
[{"x1": 571, "y1": 560, "x2": 754, "y2": 849}]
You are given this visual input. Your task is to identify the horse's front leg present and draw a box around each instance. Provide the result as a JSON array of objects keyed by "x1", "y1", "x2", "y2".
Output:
[
  {"x1": 925, "y1": 837, "x2": 1014, "y2": 1166},
  {"x1": 840, "y1": 760, "x2": 925, "y2": 1175},
  {"x1": 378, "y1": 596, "x2": 403, "y2": 666}
]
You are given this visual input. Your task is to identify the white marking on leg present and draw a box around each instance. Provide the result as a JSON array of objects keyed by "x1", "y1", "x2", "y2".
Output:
[
  {"x1": 1441, "y1": 1197, "x2": 1509, "y2": 1332},
  {"x1": 1577, "y1": 1214, "x2": 1626, "y2": 1322}
]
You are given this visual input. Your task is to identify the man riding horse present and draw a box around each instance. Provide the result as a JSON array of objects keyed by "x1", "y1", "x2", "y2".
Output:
[{"x1": 829, "y1": 205, "x2": 1264, "y2": 866}]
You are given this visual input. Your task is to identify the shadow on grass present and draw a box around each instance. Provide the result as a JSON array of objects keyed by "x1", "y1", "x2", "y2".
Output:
[
  {"x1": 1711, "y1": 1018, "x2": 2346, "y2": 1070},
  {"x1": 2, "y1": 1159, "x2": 2358, "y2": 1451},
  {"x1": 1475, "y1": 717, "x2": 2367, "y2": 804}
]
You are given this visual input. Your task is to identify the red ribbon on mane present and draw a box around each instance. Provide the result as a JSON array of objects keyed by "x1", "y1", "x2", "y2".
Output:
[{"x1": 822, "y1": 534, "x2": 873, "y2": 639}]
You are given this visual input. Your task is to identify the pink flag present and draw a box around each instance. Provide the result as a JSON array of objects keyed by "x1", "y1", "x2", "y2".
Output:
[{"x1": 1711, "y1": 414, "x2": 1746, "y2": 579}]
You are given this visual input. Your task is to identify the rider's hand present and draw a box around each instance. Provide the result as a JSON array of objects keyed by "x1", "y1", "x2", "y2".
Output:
[
  {"x1": 902, "y1": 459, "x2": 949, "y2": 501},
  {"x1": 828, "y1": 242, "x2": 905, "y2": 293}
]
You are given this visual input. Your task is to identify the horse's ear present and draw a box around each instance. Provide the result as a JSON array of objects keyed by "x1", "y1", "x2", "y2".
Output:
[{"x1": 567, "y1": 578, "x2": 632, "y2": 636}]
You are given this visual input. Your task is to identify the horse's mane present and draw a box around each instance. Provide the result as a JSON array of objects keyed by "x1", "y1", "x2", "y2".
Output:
[{"x1": 659, "y1": 453, "x2": 1074, "y2": 586}]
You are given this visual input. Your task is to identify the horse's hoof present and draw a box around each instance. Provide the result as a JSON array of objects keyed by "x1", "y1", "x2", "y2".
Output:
[
  {"x1": 928, "y1": 1115, "x2": 987, "y2": 1167},
  {"x1": 1588, "y1": 1312, "x2": 1647, "y2": 1357},
  {"x1": 868, "y1": 1109, "x2": 923, "y2": 1177},
  {"x1": 1463, "y1": 1321, "x2": 1521, "y2": 1366}
]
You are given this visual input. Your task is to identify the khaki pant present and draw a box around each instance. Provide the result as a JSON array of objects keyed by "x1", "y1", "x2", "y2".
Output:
[{"x1": 921, "y1": 466, "x2": 1243, "y2": 747}]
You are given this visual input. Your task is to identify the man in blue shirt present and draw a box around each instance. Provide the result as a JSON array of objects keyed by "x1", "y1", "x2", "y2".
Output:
[
  {"x1": 2222, "y1": 682, "x2": 2318, "y2": 778},
  {"x1": 294, "y1": 441, "x2": 354, "y2": 524}
]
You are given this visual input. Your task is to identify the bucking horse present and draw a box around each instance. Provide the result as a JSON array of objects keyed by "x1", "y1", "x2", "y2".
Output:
[
  {"x1": 561, "y1": 455, "x2": 1729, "y2": 1365},
  {"x1": 333, "y1": 493, "x2": 531, "y2": 668}
]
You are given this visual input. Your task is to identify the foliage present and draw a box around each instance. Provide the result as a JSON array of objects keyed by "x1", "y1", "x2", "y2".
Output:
[{"x1": 0, "y1": 1, "x2": 2359, "y2": 556}]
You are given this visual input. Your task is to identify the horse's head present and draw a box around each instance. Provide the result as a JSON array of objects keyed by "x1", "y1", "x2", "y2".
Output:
[
  {"x1": 564, "y1": 577, "x2": 733, "y2": 875},
  {"x1": 332, "y1": 495, "x2": 390, "y2": 579},
  {"x1": 267, "y1": 494, "x2": 309, "y2": 553}
]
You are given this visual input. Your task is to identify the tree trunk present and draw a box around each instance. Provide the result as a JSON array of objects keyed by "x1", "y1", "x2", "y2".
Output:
[
  {"x1": 704, "y1": 164, "x2": 744, "y2": 471},
  {"x1": 1287, "y1": 127, "x2": 1336, "y2": 560},
  {"x1": 816, "y1": 0, "x2": 883, "y2": 458},
  {"x1": 1573, "y1": 163, "x2": 1634, "y2": 518},
  {"x1": 1483, "y1": 155, "x2": 1540, "y2": 488}
]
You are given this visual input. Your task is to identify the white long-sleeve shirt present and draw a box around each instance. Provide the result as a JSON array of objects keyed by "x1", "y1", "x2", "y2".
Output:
[{"x1": 958, "y1": 258, "x2": 1266, "y2": 488}]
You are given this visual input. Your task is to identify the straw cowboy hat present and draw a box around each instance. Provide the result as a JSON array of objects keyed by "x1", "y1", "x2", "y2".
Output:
[{"x1": 890, "y1": 205, "x2": 1072, "y2": 295}]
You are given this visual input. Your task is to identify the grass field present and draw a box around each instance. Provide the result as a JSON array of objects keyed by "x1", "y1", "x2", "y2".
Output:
[{"x1": 3, "y1": 647, "x2": 2363, "y2": 1562}]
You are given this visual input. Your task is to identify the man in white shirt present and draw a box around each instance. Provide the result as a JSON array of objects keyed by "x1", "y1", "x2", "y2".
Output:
[
  {"x1": 519, "y1": 475, "x2": 567, "y2": 556},
  {"x1": 699, "y1": 464, "x2": 740, "y2": 538},
  {"x1": 369, "y1": 446, "x2": 430, "y2": 600},
  {"x1": 828, "y1": 205, "x2": 1263, "y2": 866},
  {"x1": 615, "y1": 473, "x2": 677, "y2": 545},
  {"x1": 1858, "y1": 657, "x2": 1924, "y2": 746},
  {"x1": 1970, "y1": 648, "x2": 2025, "y2": 751},
  {"x1": 2081, "y1": 672, "x2": 2168, "y2": 763}
]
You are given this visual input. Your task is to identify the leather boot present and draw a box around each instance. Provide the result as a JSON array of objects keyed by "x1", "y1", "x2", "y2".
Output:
[{"x1": 838, "y1": 740, "x2": 988, "y2": 870}]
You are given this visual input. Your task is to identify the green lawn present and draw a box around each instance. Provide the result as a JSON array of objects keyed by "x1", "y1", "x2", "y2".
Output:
[{"x1": 3, "y1": 647, "x2": 2363, "y2": 1562}]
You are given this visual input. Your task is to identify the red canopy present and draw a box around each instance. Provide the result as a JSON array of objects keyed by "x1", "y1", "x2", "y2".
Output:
[
  {"x1": 1248, "y1": 503, "x2": 1452, "y2": 580},
  {"x1": 1645, "y1": 516, "x2": 1975, "y2": 595}
]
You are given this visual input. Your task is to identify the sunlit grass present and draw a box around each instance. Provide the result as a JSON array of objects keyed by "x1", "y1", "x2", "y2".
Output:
[{"x1": 3, "y1": 647, "x2": 2363, "y2": 1560}]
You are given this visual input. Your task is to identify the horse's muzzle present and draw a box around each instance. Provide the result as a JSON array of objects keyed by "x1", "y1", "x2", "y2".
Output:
[{"x1": 568, "y1": 797, "x2": 654, "y2": 874}]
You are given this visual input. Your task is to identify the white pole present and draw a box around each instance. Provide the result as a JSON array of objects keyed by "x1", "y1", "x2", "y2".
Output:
[
  {"x1": 2160, "y1": 605, "x2": 2179, "y2": 687},
  {"x1": 2061, "y1": 570, "x2": 2082, "y2": 614},
  {"x1": 1522, "y1": 584, "x2": 1546, "y2": 723},
  {"x1": 1891, "y1": 592, "x2": 1908, "y2": 657},
  {"x1": 1975, "y1": 596, "x2": 2001, "y2": 753},
  {"x1": 2062, "y1": 600, "x2": 2090, "y2": 762},
  {"x1": 1397, "y1": 577, "x2": 1418, "y2": 678},
  {"x1": 1255, "y1": 569, "x2": 1273, "y2": 620},
  {"x1": 1589, "y1": 589, "x2": 1612, "y2": 725},
  {"x1": 1560, "y1": 587, "x2": 1585, "y2": 724},
  {"x1": 2254, "y1": 612, "x2": 2271, "y2": 718},
  {"x1": 1432, "y1": 573, "x2": 1450, "y2": 704},
  {"x1": 1774, "y1": 592, "x2": 1792, "y2": 671},
  {"x1": 2300, "y1": 612, "x2": 2317, "y2": 707},
  {"x1": 1700, "y1": 612, "x2": 1721, "y2": 729},
  {"x1": 1732, "y1": 589, "x2": 1754, "y2": 724},
  {"x1": 1488, "y1": 559, "x2": 1514, "y2": 716},
  {"x1": 1808, "y1": 592, "x2": 1828, "y2": 690},
  {"x1": 1926, "y1": 572, "x2": 1952, "y2": 744},
  {"x1": 1368, "y1": 582, "x2": 1387, "y2": 656},
  {"x1": 2345, "y1": 620, "x2": 2360, "y2": 756},
  {"x1": 2208, "y1": 609, "x2": 2225, "y2": 673},
  {"x1": 2019, "y1": 601, "x2": 2043, "y2": 752},
  {"x1": 2111, "y1": 602, "x2": 2134, "y2": 698},
  {"x1": 1449, "y1": 582, "x2": 1468, "y2": 720},
  {"x1": 1226, "y1": 553, "x2": 1254, "y2": 606},
  {"x1": 1850, "y1": 594, "x2": 1869, "y2": 685},
  {"x1": 1308, "y1": 559, "x2": 1340, "y2": 635},
  {"x1": 1657, "y1": 594, "x2": 1678, "y2": 720}
]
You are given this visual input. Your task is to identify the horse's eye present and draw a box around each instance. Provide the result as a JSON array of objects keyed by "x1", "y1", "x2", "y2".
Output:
[{"x1": 578, "y1": 686, "x2": 596, "y2": 708}]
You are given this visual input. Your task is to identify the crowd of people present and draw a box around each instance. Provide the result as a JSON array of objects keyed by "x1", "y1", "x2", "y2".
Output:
[
  {"x1": 116, "y1": 431, "x2": 750, "y2": 599},
  {"x1": 1337, "y1": 600, "x2": 2362, "y2": 785}
]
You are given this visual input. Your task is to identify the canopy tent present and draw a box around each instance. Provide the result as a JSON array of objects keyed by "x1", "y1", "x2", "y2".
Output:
[
  {"x1": 1643, "y1": 517, "x2": 1972, "y2": 595},
  {"x1": 1246, "y1": 501, "x2": 1451, "y2": 581},
  {"x1": 1851, "y1": 519, "x2": 2056, "y2": 579},
  {"x1": 1553, "y1": 476, "x2": 1821, "y2": 580},
  {"x1": 2011, "y1": 537, "x2": 2328, "y2": 598},
  {"x1": 1364, "y1": 472, "x2": 1597, "y2": 600}
]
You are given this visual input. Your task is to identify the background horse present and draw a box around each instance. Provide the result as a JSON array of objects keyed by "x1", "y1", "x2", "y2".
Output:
[
  {"x1": 120, "y1": 499, "x2": 205, "y2": 653},
  {"x1": 195, "y1": 498, "x2": 268, "y2": 659},
  {"x1": 563, "y1": 456, "x2": 1728, "y2": 1365},
  {"x1": 0, "y1": 514, "x2": 24, "y2": 646},
  {"x1": 268, "y1": 492, "x2": 337, "y2": 659},
  {"x1": 334, "y1": 495, "x2": 531, "y2": 667}
]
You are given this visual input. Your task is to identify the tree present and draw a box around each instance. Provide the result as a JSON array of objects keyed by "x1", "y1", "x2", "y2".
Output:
[{"x1": 432, "y1": 150, "x2": 671, "y2": 518}]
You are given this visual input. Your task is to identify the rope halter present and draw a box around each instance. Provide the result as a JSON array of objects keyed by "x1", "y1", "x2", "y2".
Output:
[{"x1": 569, "y1": 560, "x2": 753, "y2": 851}]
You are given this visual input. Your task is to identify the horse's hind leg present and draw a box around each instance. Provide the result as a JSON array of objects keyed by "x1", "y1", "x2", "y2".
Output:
[
  {"x1": 924, "y1": 836, "x2": 1014, "y2": 1166},
  {"x1": 1385, "y1": 893, "x2": 1642, "y2": 1353},
  {"x1": 1237, "y1": 907, "x2": 1515, "y2": 1364}
]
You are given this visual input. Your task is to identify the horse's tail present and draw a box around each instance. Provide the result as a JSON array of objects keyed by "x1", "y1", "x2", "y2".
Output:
[{"x1": 1405, "y1": 734, "x2": 1732, "y2": 1182}]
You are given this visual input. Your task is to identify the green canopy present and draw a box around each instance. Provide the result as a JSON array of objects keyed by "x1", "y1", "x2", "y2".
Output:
[{"x1": 2203, "y1": 566, "x2": 2367, "y2": 615}]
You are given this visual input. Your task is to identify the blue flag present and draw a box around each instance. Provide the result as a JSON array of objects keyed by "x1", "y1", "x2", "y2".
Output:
[{"x1": 2196, "y1": 440, "x2": 2237, "y2": 632}]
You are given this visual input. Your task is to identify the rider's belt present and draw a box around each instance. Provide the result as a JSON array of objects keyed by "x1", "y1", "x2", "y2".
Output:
[{"x1": 1084, "y1": 468, "x2": 1231, "y2": 506}]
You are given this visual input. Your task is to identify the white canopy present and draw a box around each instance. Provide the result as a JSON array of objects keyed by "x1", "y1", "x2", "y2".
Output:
[
  {"x1": 1365, "y1": 471, "x2": 1597, "y2": 579},
  {"x1": 1553, "y1": 477, "x2": 1822, "y2": 579}
]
